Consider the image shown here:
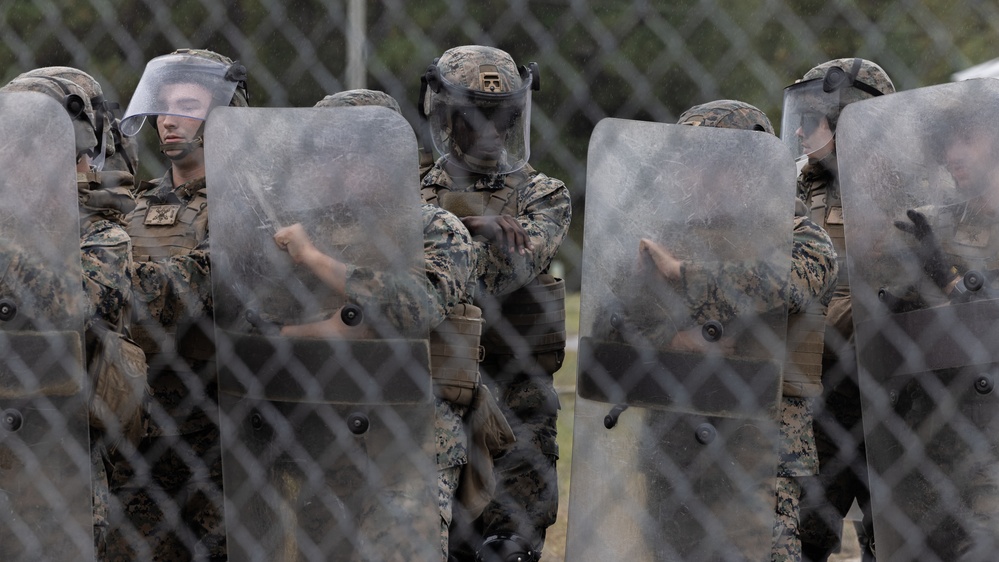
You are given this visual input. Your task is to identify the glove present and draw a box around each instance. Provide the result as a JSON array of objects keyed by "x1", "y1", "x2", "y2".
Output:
[{"x1": 894, "y1": 209, "x2": 953, "y2": 289}]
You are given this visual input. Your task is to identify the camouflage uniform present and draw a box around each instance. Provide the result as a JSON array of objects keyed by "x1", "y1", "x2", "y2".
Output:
[
  {"x1": 79, "y1": 169, "x2": 137, "y2": 560},
  {"x1": 419, "y1": 45, "x2": 571, "y2": 561},
  {"x1": 678, "y1": 101, "x2": 838, "y2": 562},
  {"x1": 109, "y1": 170, "x2": 222, "y2": 562},
  {"x1": 786, "y1": 59, "x2": 896, "y2": 562},
  {"x1": 318, "y1": 88, "x2": 476, "y2": 562}
]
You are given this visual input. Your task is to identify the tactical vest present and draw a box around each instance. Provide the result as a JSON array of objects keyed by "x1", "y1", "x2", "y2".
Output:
[
  {"x1": 423, "y1": 166, "x2": 567, "y2": 375},
  {"x1": 806, "y1": 174, "x2": 849, "y2": 292},
  {"x1": 781, "y1": 302, "x2": 827, "y2": 398}
]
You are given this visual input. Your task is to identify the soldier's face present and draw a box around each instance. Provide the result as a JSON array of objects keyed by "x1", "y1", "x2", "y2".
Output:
[
  {"x1": 452, "y1": 108, "x2": 504, "y2": 164},
  {"x1": 797, "y1": 112, "x2": 834, "y2": 161},
  {"x1": 156, "y1": 82, "x2": 211, "y2": 157},
  {"x1": 944, "y1": 129, "x2": 995, "y2": 195}
]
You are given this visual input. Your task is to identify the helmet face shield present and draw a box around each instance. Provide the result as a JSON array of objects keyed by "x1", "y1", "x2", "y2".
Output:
[
  {"x1": 120, "y1": 53, "x2": 239, "y2": 137},
  {"x1": 780, "y1": 79, "x2": 838, "y2": 161},
  {"x1": 428, "y1": 69, "x2": 533, "y2": 174}
]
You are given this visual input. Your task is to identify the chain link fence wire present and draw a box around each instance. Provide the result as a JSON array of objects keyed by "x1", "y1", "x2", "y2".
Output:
[{"x1": 2, "y1": 1, "x2": 999, "y2": 560}]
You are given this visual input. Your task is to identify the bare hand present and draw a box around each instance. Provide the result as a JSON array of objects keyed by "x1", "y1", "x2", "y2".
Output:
[
  {"x1": 462, "y1": 215, "x2": 534, "y2": 255},
  {"x1": 638, "y1": 238, "x2": 682, "y2": 280},
  {"x1": 273, "y1": 223, "x2": 318, "y2": 265}
]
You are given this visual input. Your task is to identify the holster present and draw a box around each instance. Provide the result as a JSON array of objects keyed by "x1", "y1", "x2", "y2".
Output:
[{"x1": 430, "y1": 303, "x2": 485, "y2": 407}]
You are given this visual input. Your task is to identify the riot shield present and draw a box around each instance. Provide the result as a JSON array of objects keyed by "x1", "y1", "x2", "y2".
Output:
[
  {"x1": 0, "y1": 93, "x2": 91, "y2": 560},
  {"x1": 838, "y1": 78, "x2": 999, "y2": 561},
  {"x1": 566, "y1": 119, "x2": 794, "y2": 561},
  {"x1": 205, "y1": 106, "x2": 438, "y2": 561}
]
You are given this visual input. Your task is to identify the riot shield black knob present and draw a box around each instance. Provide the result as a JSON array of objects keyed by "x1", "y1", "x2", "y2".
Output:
[
  {"x1": 609, "y1": 312, "x2": 622, "y2": 330},
  {"x1": 975, "y1": 376, "x2": 994, "y2": 395},
  {"x1": 347, "y1": 412, "x2": 369, "y2": 434},
  {"x1": 964, "y1": 270, "x2": 985, "y2": 292},
  {"x1": 341, "y1": 304, "x2": 363, "y2": 327},
  {"x1": 0, "y1": 298, "x2": 17, "y2": 322},
  {"x1": 701, "y1": 320, "x2": 723, "y2": 342},
  {"x1": 2, "y1": 409, "x2": 23, "y2": 431},
  {"x1": 694, "y1": 422, "x2": 717, "y2": 445},
  {"x1": 250, "y1": 412, "x2": 265, "y2": 431}
]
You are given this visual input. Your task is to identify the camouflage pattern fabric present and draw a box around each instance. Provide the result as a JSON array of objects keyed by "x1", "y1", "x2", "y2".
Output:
[
  {"x1": 422, "y1": 160, "x2": 571, "y2": 297},
  {"x1": 672, "y1": 214, "x2": 837, "y2": 328},
  {"x1": 113, "y1": 168, "x2": 223, "y2": 561},
  {"x1": 795, "y1": 160, "x2": 876, "y2": 561},
  {"x1": 423, "y1": 158, "x2": 569, "y2": 556},
  {"x1": 423, "y1": 203, "x2": 474, "y2": 561},
  {"x1": 773, "y1": 397, "x2": 818, "y2": 562},
  {"x1": 432, "y1": 45, "x2": 524, "y2": 94},
  {"x1": 315, "y1": 89, "x2": 402, "y2": 112},
  {"x1": 677, "y1": 99, "x2": 775, "y2": 134},
  {"x1": 801, "y1": 58, "x2": 896, "y2": 106},
  {"x1": 105, "y1": 424, "x2": 225, "y2": 562}
]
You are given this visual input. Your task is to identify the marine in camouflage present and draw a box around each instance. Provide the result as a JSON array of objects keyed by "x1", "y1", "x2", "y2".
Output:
[
  {"x1": 678, "y1": 99, "x2": 837, "y2": 561},
  {"x1": 788, "y1": 59, "x2": 895, "y2": 562},
  {"x1": 317, "y1": 89, "x2": 476, "y2": 562},
  {"x1": 420, "y1": 45, "x2": 569, "y2": 561},
  {"x1": 109, "y1": 48, "x2": 239, "y2": 562}
]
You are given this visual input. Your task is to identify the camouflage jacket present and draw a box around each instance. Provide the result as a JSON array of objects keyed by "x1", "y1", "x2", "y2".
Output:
[
  {"x1": 344, "y1": 204, "x2": 475, "y2": 334},
  {"x1": 81, "y1": 218, "x2": 132, "y2": 330},
  {"x1": 677, "y1": 214, "x2": 838, "y2": 326},
  {"x1": 421, "y1": 159, "x2": 571, "y2": 296},
  {"x1": 126, "y1": 170, "x2": 212, "y2": 328}
]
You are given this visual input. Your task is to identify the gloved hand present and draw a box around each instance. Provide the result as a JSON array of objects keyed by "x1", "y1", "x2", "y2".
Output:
[{"x1": 894, "y1": 209, "x2": 954, "y2": 289}]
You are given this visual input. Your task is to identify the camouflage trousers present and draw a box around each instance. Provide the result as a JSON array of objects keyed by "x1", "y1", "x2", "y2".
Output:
[
  {"x1": 437, "y1": 397, "x2": 468, "y2": 562},
  {"x1": 105, "y1": 424, "x2": 226, "y2": 562},
  {"x1": 449, "y1": 356, "x2": 560, "y2": 559},
  {"x1": 774, "y1": 396, "x2": 818, "y2": 562}
]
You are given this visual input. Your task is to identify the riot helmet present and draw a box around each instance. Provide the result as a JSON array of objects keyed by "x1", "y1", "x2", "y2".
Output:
[
  {"x1": 420, "y1": 45, "x2": 539, "y2": 174},
  {"x1": 0, "y1": 74, "x2": 98, "y2": 162},
  {"x1": 20, "y1": 66, "x2": 117, "y2": 171},
  {"x1": 678, "y1": 99, "x2": 774, "y2": 135},
  {"x1": 315, "y1": 88, "x2": 402, "y2": 114},
  {"x1": 781, "y1": 58, "x2": 894, "y2": 162},
  {"x1": 120, "y1": 48, "x2": 248, "y2": 138}
]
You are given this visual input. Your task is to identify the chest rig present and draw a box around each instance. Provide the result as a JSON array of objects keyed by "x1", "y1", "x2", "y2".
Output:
[
  {"x1": 423, "y1": 167, "x2": 567, "y2": 377},
  {"x1": 129, "y1": 178, "x2": 209, "y2": 262},
  {"x1": 804, "y1": 169, "x2": 848, "y2": 292}
]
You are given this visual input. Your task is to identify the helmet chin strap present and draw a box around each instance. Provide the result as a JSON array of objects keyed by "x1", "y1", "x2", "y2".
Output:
[
  {"x1": 160, "y1": 136, "x2": 204, "y2": 160},
  {"x1": 453, "y1": 143, "x2": 498, "y2": 171}
]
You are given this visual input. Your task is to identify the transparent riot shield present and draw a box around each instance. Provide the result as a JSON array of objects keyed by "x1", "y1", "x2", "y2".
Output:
[
  {"x1": 0, "y1": 93, "x2": 91, "y2": 560},
  {"x1": 566, "y1": 119, "x2": 794, "y2": 561},
  {"x1": 206, "y1": 106, "x2": 438, "y2": 561},
  {"x1": 838, "y1": 78, "x2": 999, "y2": 561}
]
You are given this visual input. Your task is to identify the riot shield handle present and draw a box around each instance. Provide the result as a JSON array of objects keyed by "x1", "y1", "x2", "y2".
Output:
[
  {"x1": 877, "y1": 286, "x2": 927, "y2": 313},
  {"x1": 244, "y1": 309, "x2": 282, "y2": 335},
  {"x1": 603, "y1": 404, "x2": 629, "y2": 429}
]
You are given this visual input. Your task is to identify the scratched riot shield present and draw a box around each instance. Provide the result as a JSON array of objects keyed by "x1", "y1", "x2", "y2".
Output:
[
  {"x1": 206, "y1": 106, "x2": 437, "y2": 561},
  {"x1": 566, "y1": 119, "x2": 794, "y2": 561},
  {"x1": 0, "y1": 93, "x2": 91, "y2": 560},
  {"x1": 839, "y1": 78, "x2": 999, "y2": 561}
]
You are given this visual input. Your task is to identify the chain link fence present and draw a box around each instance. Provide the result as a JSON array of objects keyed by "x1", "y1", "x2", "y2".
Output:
[{"x1": 1, "y1": 1, "x2": 999, "y2": 561}]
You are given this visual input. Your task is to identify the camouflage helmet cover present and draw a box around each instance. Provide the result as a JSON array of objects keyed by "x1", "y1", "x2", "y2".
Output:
[
  {"x1": 315, "y1": 89, "x2": 402, "y2": 114},
  {"x1": 802, "y1": 58, "x2": 895, "y2": 103},
  {"x1": 21, "y1": 66, "x2": 115, "y2": 169},
  {"x1": 422, "y1": 45, "x2": 539, "y2": 173},
  {"x1": 0, "y1": 74, "x2": 98, "y2": 158},
  {"x1": 677, "y1": 99, "x2": 774, "y2": 135}
]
